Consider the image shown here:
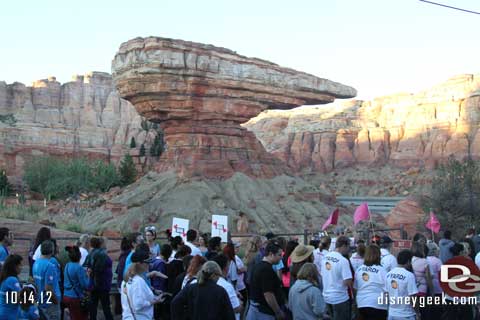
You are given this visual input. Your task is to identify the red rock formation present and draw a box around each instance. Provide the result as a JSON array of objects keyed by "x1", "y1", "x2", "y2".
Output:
[
  {"x1": 112, "y1": 37, "x2": 356, "y2": 179},
  {"x1": 385, "y1": 197, "x2": 426, "y2": 238},
  {"x1": 246, "y1": 74, "x2": 480, "y2": 173},
  {"x1": 0, "y1": 72, "x2": 158, "y2": 179}
]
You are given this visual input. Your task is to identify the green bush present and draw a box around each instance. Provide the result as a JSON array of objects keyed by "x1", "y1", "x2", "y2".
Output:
[
  {"x1": 428, "y1": 156, "x2": 480, "y2": 229},
  {"x1": 92, "y1": 161, "x2": 121, "y2": 192},
  {"x1": 0, "y1": 202, "x2": 40, "y2": 221},
  {"x1": 0, "y1": 114, "x2": 17, "y2": 126},
  {"x1": 64, "y1": 222, "x2": 83, "y2": 233},
  {"x1": 24, "y1": 156, "x2": 120, "y2": 199},
  {"x1": 119, "y1": 154, "x2": 137, "y2": 186},
  {"x1": 24, "y1": 157, "x2": 65, "y2": 199}
]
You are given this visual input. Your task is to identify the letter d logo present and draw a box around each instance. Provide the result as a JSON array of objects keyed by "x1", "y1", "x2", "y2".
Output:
[
  {"x1": 441, "y1": 265, "x2": 471, "y2": 283},
  {"x1": 440, "y1": 256, "x2": 480, "y2": 297}
]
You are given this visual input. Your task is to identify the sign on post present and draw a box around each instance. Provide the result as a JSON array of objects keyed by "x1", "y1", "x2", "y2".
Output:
[
  {"x1": 211, "y1": 214, "x2": 228, "y2": 243},
  {"x1": 393, "y1": 240, "x2": 412, "y2": 249},
  {"x1": 172, "y1": 217, "x2": 189, "y2": 242}
]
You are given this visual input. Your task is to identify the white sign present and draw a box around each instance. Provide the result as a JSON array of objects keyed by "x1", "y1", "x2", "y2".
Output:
[
  {"x1": 211, "y1": 214, "x2": 228, "y2": 243},
  {"x1": 172, "y1": 217, "x2": 189, "y2": 242}
]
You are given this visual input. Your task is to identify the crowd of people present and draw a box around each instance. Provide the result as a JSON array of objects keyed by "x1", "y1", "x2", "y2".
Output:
[{"x1": 0, "y1": 224, "x2": 480, "y2": 319}]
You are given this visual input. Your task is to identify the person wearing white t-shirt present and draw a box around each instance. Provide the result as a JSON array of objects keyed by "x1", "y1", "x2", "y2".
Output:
[
  {"x1": 329, "y1": 226, "x2": 346, "y2": 251},
  {"x1": 213, "y1": 254, "x2": 243, "y2": 320},
  {"x1": 77, "y1": 234, "x2": 90, "y2": 266},
  {"x1": 353, "y1": 245, "x2": 388, "y2": 320},
  {"x1": 233, "y1": 243, "x2": 246, "y2": 292},
  {"x1": 314, "y1": 236, "x2": 331, "y2": 273},
  {"x1": 384, "y1": 250, "x2": 418, "y2": 320},
  {"x1": 380, "y1": 236, "x2": 397, "y2": 273},
  {"x1": 185, "y1": 229, "x2": 202, "y2": 256},
  {"x1": 350, "y1": 241, "x2": 365, "y2": 271},
  {"x1": 321, "y1": 236, "x2": 353, "y2": 320},
  {"x1": 475, "y1": 250, "x2": 480, "y2": 270}
]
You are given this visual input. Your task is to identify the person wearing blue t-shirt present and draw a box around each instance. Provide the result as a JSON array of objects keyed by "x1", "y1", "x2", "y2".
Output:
[
  {"x1": 0, "y1": 227, "x2": 13, "y2": 266},
  {"x1": 32, "y1": 240, "x2": 61, "y2": 320},
  {"x1": 63, "y1": 245, "x2": 89, "y2": 320},
  {"x1": 0, "y1": 254, "x2": 23, "y2": 320},
  {"x1": 18, "y1": 284, "x2": 40, "y2": 320},
  {"x1": 121, "y1": 233, "x2": 144, "y2": 278}
]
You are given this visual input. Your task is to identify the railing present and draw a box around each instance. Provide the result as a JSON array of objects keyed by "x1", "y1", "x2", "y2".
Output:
[{"x1": 337, "y1": 196, "x2": 406, "y2": 215}]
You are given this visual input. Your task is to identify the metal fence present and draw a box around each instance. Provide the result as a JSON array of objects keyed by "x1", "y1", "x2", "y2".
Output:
[{"x1": 337, "y1": 196, "x2": 405, "y2": 215}]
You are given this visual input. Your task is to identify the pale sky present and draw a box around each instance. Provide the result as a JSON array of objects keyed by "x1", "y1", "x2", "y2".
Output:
[{"x1": 1, "y1": 0, "x2": 479, "y2": 99}]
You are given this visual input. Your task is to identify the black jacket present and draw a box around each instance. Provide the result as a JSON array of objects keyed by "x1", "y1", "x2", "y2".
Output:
[{"x1": 171, "y1": 279, "x2": 235, "y2": 320}]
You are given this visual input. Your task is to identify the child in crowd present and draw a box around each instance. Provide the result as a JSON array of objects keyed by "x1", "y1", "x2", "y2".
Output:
[{"x1": 17, "y1": 284, "x2": 40, "y2": 320}]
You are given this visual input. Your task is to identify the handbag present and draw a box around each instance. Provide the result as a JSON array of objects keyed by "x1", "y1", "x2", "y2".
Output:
[{"x1": 65, "y1": 264, "x2": 91, "y2": 312}]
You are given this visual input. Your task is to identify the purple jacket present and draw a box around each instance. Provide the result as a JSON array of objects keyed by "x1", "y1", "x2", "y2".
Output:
[
  {"x1": 150, "y1": 257, "x2": 168, "y2": 292},
  {"x1": 84, "y1": 248, "x2": 113, "y2": 292}
]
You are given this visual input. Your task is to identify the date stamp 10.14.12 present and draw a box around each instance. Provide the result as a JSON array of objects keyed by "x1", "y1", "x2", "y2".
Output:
[{"x1": 5, "y1": 290, "x2": 53, "y2": 305}]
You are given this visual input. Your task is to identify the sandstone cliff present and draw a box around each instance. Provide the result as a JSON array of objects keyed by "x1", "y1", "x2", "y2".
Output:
[
  {"x1": 112, "y1": 36, "x2": 356, "y2": 179},
  {"x1": 0, "y1": 72, "x2": 156, "y2": 179},
  {"x1": 245, "y1": 74, "x2": 480, "y2": 173}
]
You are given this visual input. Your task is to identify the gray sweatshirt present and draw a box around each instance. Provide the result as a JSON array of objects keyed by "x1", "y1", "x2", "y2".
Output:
[
  {"x1": 439, "y1": 238, "x2": 454, "y2": 263},
  {"x1": 288, "y1": 279, "x2": 325, "y2": 320}
]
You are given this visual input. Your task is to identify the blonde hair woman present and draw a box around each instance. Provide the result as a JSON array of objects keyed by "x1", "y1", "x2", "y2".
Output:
[{"x1": 288, "y1": 263, "x2": 325, "y2": 320}]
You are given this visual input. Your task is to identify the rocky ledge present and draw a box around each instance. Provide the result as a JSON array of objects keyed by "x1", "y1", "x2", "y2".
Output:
[{"x1": 112, "y1": 36, "x2": 356, "y2": 179}]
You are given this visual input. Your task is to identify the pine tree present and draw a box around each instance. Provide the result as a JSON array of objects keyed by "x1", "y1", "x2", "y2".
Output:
[
  {"x1": 0, "y1": 170, "x2": 11, "y2": 196},
  {"x1": 130, "y1": 137, "x2": 136, "y2": 148},
  {"x1": 150, "y1": 133, "x2": 165, "y2": 157},
  {"x1": 119, "y1": 155, "x2": 137, "y2": 186},
  {"x1": 139, "y1": 144, "x2": 146, "y2": 157}
]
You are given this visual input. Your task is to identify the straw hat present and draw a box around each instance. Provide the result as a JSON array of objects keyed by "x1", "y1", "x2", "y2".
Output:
[{"x1": 290, "y1": 244, "x2": 315, "y2": 263}]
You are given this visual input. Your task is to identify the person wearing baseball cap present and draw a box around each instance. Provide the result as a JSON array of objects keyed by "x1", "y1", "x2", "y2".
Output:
[
  {"x1": 121, "y1": 249, "x2": 164, "y2": 320},
  {"x1": 131, "y1": 249, "x2": 154, "y2": 264},
  {"x1": 380, "y1": 236, "x2": 397, "y2": 273}
]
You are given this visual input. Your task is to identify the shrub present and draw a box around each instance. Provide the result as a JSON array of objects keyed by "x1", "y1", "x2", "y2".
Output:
[
  {"x1": 92, "y1": 161, "x2": 120, "y2": 192},
  {"x1": 24, "y1": 156, "x2": 121, "y2": 199},
  {"x1": 0, "y1": 202, "x2": 40, "y2": 221},
  {"x1": 64, "y1": 223, "x2": 83, "y2": 233},
  {"x1": 428, "y1": 156, "x2": 480, "y2": 228},
  {"x1": 119, "y1": 154, "x2": 137, "y2": 186},
  {"x1": 24, "y1": 157, "x2": 65, "y2": 200}
]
